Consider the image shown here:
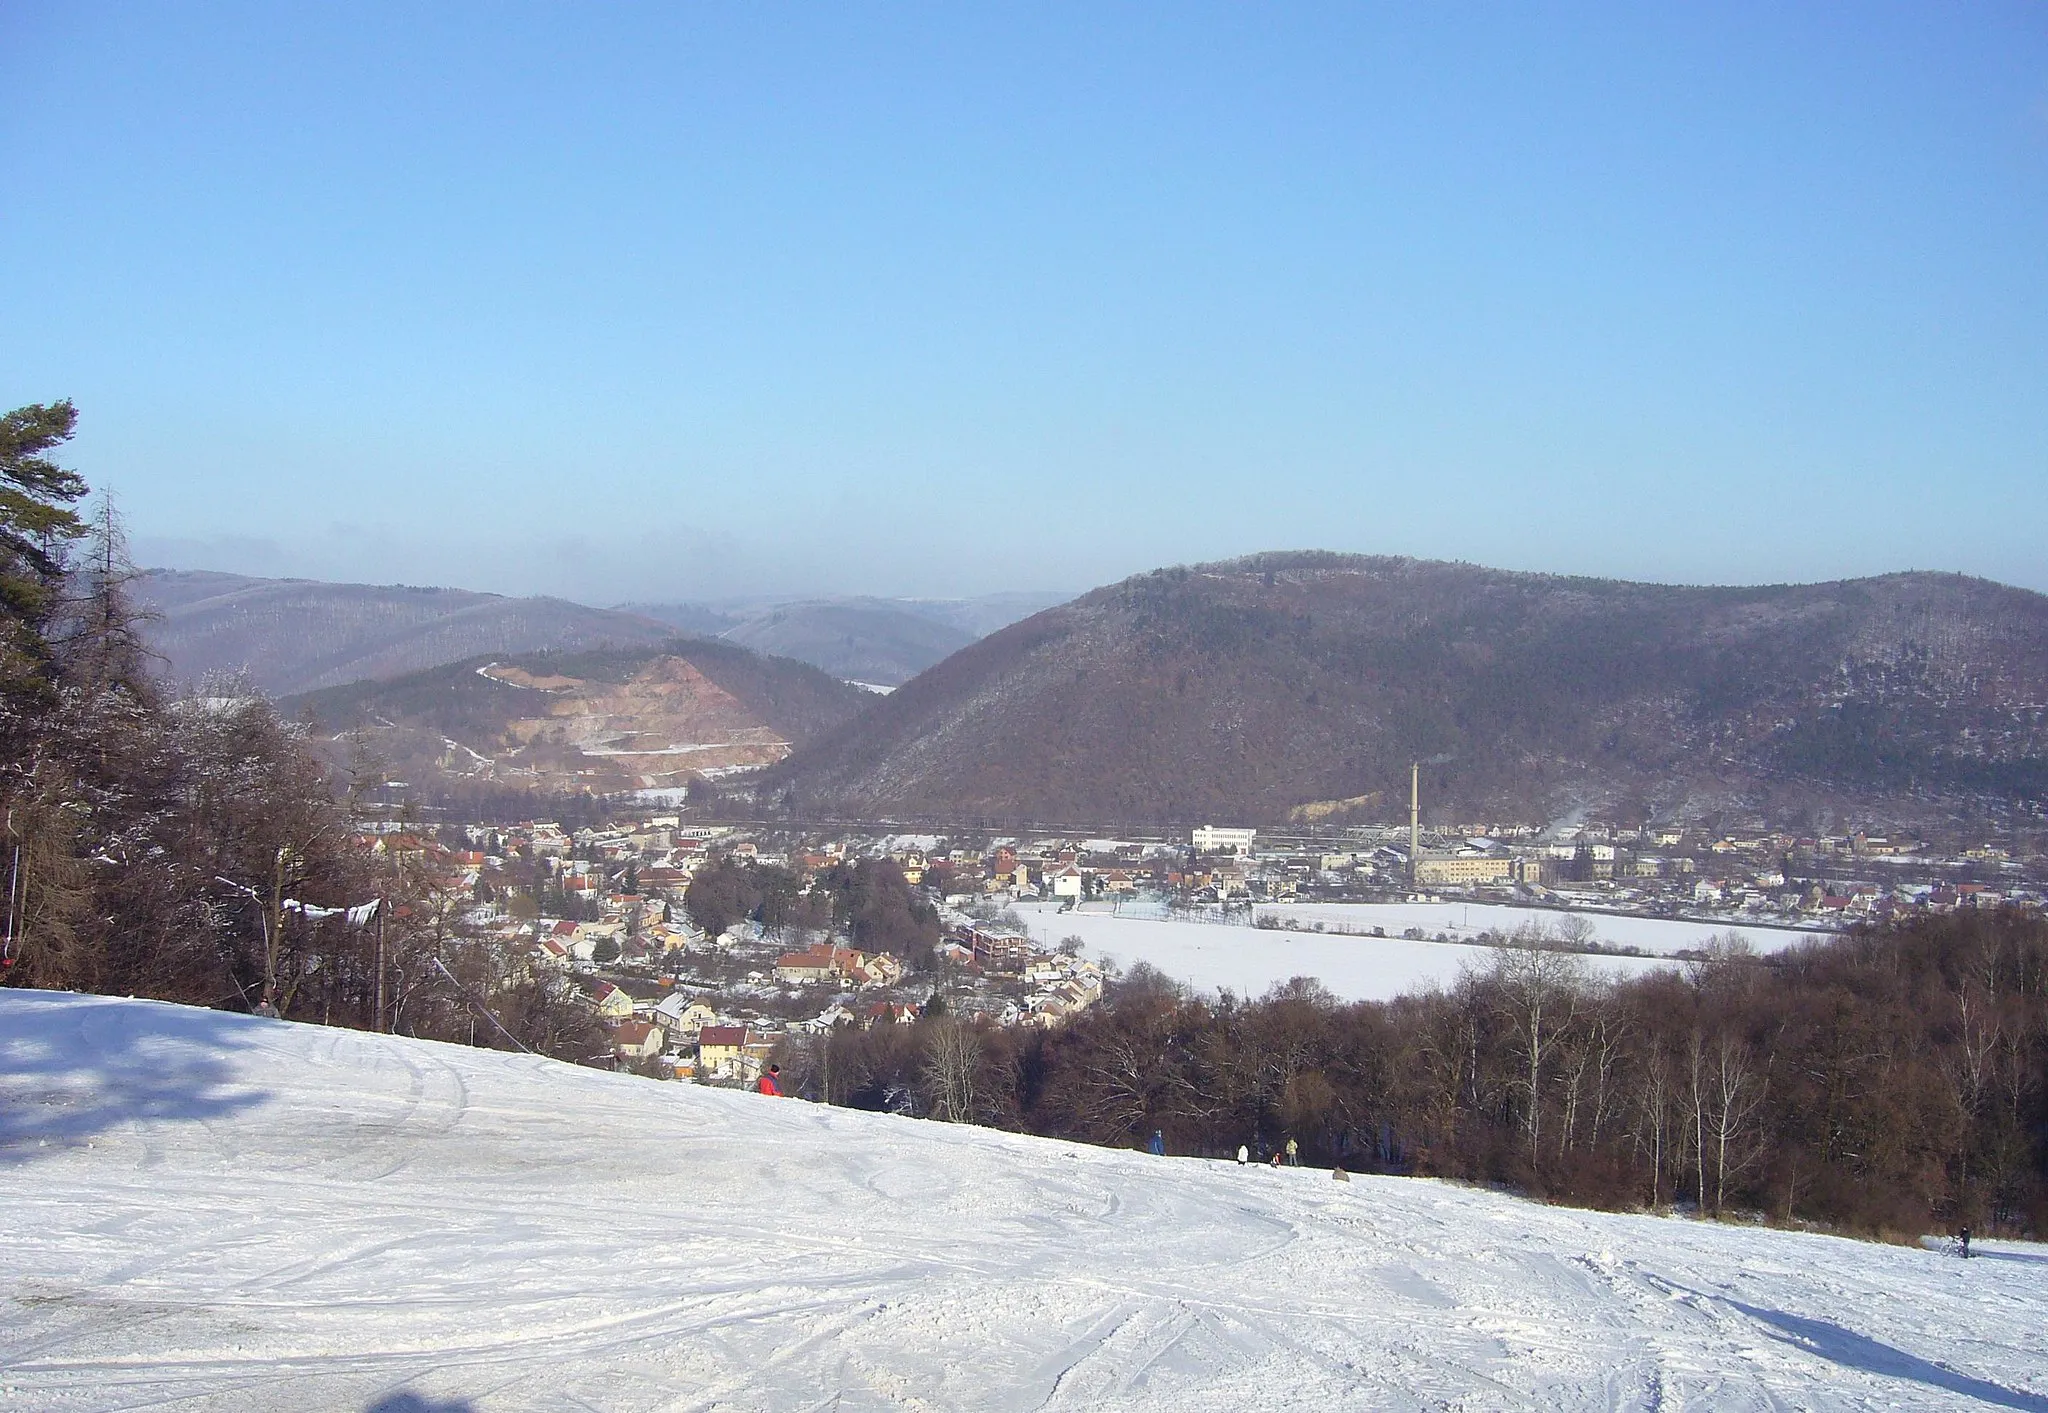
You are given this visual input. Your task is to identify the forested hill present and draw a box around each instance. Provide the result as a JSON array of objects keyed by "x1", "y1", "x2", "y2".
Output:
[
  {"x1": 133, "y1": 570, "x2": 685, "y2": 697},
  {"x1": 140, "y1": 572, "x2": 1070, "y2": 696},
  {"x1": 765, "y1": 553, "x2": 2048, "y2": 828},
  {"x1": 622, "y1": 597, "x2": 988, "y2": 688}
]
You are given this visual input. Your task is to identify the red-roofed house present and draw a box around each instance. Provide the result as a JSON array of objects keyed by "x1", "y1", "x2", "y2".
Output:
[
  {"x1": 775, "y1": 945, "x2": 866, "y2": 984},
  {"x1": 611, "y1": 1020, "x2": 665, "y2": 1063},
  {"x1": 590, "y1": 981, "x2": 635, "y2": 1024},
  {"x1": 696, "y1": 1026, "x2": 748, "y2": 1073}
]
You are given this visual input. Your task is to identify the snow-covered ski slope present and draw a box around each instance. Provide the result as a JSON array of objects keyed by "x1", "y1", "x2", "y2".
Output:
[{"x1": 6, "y1": 991, "x2": 2047, "y2": 1412}]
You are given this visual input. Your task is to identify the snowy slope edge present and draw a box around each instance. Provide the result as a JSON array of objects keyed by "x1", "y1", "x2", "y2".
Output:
[{"x1": 3, "y1": 989, "x2": 2045, "y2": 1412}]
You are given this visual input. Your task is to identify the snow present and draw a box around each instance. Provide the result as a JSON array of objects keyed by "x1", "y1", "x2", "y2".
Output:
[
  {"x1": 581, "y1": 742, "x2": 744, "y2": 757},
  {"x1": 440, "y1": 737, "x2": 494, "y2": 767},
  {"x1": 1257, "y1": 902, "x2": 1828, "y2": 957},
  {"x1": 9, "y1": 990, "x2": 2044, "y2": 1412},
  {"x1": 868, "y1": 833, "x2": 943, "y2": 853},
  {"x1": 1012, "y1": 904, "x2": 1680, "y2": 1002}
]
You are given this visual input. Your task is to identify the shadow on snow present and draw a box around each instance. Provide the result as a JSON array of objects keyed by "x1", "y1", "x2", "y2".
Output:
[
  {"x1": 1728, "y1": 1299, "x2": 2048, "y2": 1412},
  {"x1": 1974, "y1": 1248, "x2": 2048, "y2": 1268},
  {"x1": 0, "y1": 990, "x2": 268, "y2": 1165}
]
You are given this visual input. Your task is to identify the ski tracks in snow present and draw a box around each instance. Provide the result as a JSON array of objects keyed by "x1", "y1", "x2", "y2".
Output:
[{"x1": 7, "y1": 991, "x2": 2048, "y2": 1411}]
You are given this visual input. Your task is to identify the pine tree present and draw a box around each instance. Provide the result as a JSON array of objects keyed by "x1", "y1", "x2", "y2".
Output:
[{"x1": 0, "y1": 401, "x2": 88, "y2": 717}]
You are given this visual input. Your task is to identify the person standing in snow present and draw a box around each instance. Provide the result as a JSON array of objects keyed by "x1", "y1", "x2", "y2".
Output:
[
  {"x1": 1236, "y1": 1144, "x2": 1249, "y2": 1165},
  {"x1": 756, "y1": 1065, "x2": 781, "y2": 1097},
  {"x1": 1285, "y1": 1137, "x2": 1300, "y2": 1166},
  {"x1": 1148, "y1": 1130, "x2": 1166, "y2": 1156},
  {"x1": 1959, "y1": 1226, "x2": 1972, "y2": 1259}
]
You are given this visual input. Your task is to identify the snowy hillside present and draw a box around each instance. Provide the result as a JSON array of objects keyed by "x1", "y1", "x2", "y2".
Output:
[{"x1": 5, "y1": 991, "x2": 2046, "y2": 1412}]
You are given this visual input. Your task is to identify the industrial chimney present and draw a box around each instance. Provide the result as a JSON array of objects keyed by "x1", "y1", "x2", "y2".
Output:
[{"x1": 1409, "y1": 762, "x2": 1420, "y2": 884}]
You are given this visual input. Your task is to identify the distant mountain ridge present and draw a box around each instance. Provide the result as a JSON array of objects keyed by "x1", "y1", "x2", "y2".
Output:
[
  {"x1": 136, "y1": 570, "x2": 1070, "y2": 696},
  {"x1": 623, "y1": 599, "x2": 974, "y2": 687},
  {"x1": 764, "y1": 553, "x2": 2048, "y2": 828},
  {"x1": 620, "y1": 592, "x2": 1069, "y2": 686},
  {"x1": 134, "y1": 570, "x2": 681, "y2": 697}
]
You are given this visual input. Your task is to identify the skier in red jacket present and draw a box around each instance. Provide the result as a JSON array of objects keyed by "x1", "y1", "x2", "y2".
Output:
[{"x1": 756, "y1": 1064, "x2": 781, "y2": 1096}]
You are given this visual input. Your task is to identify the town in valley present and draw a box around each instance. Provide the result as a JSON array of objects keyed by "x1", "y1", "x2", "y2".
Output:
[{"x1": 368, "y1": 804, "x2": 2048, "y2": 1087}]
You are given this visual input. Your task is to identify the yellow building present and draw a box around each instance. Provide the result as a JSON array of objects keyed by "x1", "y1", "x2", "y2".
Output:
[
  {"x1": 1413, "y1": 854, "x2": 1515, "y2": 886},
  {"x1": 590, "y1": 982, "x2": 636, "y2": 1023},
  {"x1": 696, "y1": 1025, "x2": 748, "y2": 1073}
]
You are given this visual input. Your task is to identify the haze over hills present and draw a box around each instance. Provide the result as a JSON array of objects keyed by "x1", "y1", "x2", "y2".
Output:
[
  {"x1": 623, "y1": 598, "x2": 973, "y2": 687},
  {"x1": 765, "y1": 552, "x2": 2048, "y2": 830},
  {"x1": 288, "y1": 640, "x2": 872, "y2": 798},
  {"x1": 150, "y1": 555, "x2": 2048, "y2": 827},
  {"x1": 620, "y1": 591, "x2": 1070, "y2": 686},
  {"x1": 135, "y1": 570, "x2": 1070, "y2": 696},
  {"x1": 133, "y1": 570, "x2": 683, "y2": 697}
]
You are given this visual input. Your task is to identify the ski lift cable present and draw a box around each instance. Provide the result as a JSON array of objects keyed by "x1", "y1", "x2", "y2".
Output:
[
  {"x1": 212, "y1": 875, "x2": 379, "y2": 924},
  {"x1": 429, "y1": 953, "x2": 534, "y2": 1055}
]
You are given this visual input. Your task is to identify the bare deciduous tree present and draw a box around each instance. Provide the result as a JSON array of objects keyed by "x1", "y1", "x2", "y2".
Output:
[
  {"x1": 922, "y1": 1019, "x2": 986, "y2": 1123},
  {"x1": 1490, "y1": 925, "x2": 1588, "y2": 1165}
]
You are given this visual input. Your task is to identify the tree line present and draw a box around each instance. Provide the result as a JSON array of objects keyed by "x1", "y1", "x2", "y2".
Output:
[
  {"x1": 9, "y1": 401, "x2": 2042, "y2": 1237},
  {"x1": 0, "y1": 401, "x2": 600, "y2": 1059},
  {"x1": 684, "y1": 853, "x2": 940, "y2": 968},
  {"x1": 779, "y1": 908, "x2": 2047, "y2": 1240}
]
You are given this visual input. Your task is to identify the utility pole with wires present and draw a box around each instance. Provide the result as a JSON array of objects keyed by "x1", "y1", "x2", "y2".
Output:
[{"x1": 214, "y1": 874, "x2": 279, "y2": 1015}]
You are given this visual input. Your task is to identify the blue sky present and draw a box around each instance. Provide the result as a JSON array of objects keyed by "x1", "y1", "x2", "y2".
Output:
[{"x1": 2, "y1": 4, "x2": 2044, "y2": 601}]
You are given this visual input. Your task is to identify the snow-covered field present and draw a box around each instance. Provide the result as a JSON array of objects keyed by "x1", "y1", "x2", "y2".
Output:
[
  {"x1": 1257, "y1": 902, "x2": 1823, "y2": 956},
  {"x1": 1012, "y1": 905, "x2": 1681, "y2": 1002},
  {"x1": 8, "y1": 991, "x2": 2046, "y2": 1411}
]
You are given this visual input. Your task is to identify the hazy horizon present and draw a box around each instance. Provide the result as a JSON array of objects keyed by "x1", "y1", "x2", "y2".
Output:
[
  {"x1": 128, "y1": 535, "x2": 2045, "y2": 612},
  {"x1": 7, "y1": 5, "x2": 2047, "y2": 600}
]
